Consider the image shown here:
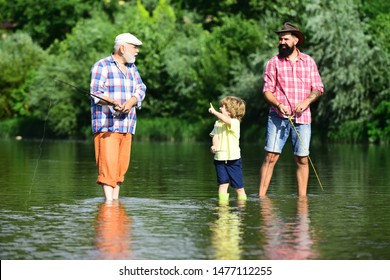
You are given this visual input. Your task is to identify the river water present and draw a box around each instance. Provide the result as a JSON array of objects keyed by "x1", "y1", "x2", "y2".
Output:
[{"x1": 1, "y1": 139, "x2": 389, "y2": 260}]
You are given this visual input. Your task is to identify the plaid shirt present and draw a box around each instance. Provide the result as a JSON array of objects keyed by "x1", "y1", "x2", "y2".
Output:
[
  {"x1": 90, "y1": 54, "x2": 146, "y2": 134},
  {"x1": 263, "y1": 50, "x2": 324, "y2": 124}
]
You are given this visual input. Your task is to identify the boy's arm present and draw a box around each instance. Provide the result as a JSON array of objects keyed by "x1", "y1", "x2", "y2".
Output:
[
  {"x1": 209, "y1": 105, "x2": 231, "y2": 125},
  {"x1": 211, "y1": 135, "x2": 218, "y2": 154}
]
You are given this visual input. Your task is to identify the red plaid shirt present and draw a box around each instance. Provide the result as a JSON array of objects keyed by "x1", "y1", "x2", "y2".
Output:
[{"x1": 263, "y1": 50, "x2": 324, "y2": 124}]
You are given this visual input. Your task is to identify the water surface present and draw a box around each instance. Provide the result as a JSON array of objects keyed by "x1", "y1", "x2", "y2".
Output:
[{"x1": 1, "y1": 140, "x2": 389, "y2": 260}]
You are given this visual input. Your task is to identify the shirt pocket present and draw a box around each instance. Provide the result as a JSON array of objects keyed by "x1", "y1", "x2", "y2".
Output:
[{"x1": 295, "y1": 66, "x2": 312, "y2": 91}]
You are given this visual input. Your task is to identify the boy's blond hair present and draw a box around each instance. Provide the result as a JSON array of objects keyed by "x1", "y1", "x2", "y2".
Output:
[{"x1": 220, "y1": 96, "x2": 246, "y2": 121}]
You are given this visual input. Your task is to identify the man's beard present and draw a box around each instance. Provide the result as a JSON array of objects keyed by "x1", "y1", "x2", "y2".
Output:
[
  {"x1": 123, "y1": 52, "x2": 136, "y2": 63},
  {"x1": 278, "y1": 44, "x2": 294, "y2": 58}
]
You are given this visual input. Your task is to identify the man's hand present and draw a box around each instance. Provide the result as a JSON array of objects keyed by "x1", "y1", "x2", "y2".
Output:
[
  {"x1": 294, "y1": 99, "x2": 310, "y2": 114},
  {"x1": 121, "y1": 101, "x2": 133, "y2": 114},
  {"x1": 113, "y1": 103, "x2": 122, "y2": 111},
  {"x1": 120, "y1": 97, "x2": 138, "y2": 114},
  {"x1": 294, "y1": 90, "x2": 321, "y2": 114},
  {"x1": 278, "y1": 103, "x2": 295, "y2": 116}
]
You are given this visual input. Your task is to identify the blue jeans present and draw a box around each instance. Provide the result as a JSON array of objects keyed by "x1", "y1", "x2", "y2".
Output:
[{"x1": 264, "y1": 112, "x2": 311, "y2": 156}]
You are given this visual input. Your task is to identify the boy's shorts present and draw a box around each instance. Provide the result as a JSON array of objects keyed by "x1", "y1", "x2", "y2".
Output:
[
  {"x1": 264, "y1": 112, "x2": 311, "y2": 156},
  {"x1": 214, "y1": 159, "x2": 244, "y2": 189}
]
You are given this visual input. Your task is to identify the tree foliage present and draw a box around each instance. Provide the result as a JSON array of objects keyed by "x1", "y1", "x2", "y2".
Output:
[
  {"x1": 28, "y1": 12, "x2": 118, "y2": 137},
  {"x1": 0, "y1": 0, "x2": 389, "y2": 142},
  {"x1": 0, "y1": 0, "x2": 121, "y2": 48},
  {"x1": 305, "y1": 0, "x2": 390, "y2": 142},
  {"x1": 0, "y1": 33, "x2": 46, "y2": 119}
]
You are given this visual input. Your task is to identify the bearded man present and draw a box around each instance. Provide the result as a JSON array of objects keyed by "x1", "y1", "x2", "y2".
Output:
[
  {"x1": 90, "y1": 33, "x2": 146, "y2": 201},
  {"x1": 258, "y1": 22, "x2": 324, "y2": 197}
]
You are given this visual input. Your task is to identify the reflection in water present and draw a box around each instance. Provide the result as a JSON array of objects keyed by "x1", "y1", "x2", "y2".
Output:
[
  {"x1": 95, "y1": 201, "x2": 132, "y2": 259},
  {"x1": 210, "y1": 201, "x2": 245, "y2": 259},
  {"x1": 260, "y1": 197, "x2": 317, "y2": 260}
]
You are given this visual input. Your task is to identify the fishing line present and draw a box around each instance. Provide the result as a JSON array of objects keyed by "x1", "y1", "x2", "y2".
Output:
[
  {"x1": 279, "y1": 85, "x2": 324, "y2": 191},
  {"x1": 287, "y1": 116, "x2": 324, "y2": 191},
  {"x1": 26, "y1": 95, "x2": 55, "y2": 205}
]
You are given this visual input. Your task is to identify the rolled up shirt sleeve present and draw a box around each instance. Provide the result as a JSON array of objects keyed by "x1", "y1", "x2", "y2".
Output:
[
  {"x1": 132, "y1": 65, "x2": 146, "y2": 109},
  {"x1": 310, "y1": 59, "x2": 324, "y2": 94},
  {"x1": 90, "y1": 61, "x2": 108, "y2": 104}
]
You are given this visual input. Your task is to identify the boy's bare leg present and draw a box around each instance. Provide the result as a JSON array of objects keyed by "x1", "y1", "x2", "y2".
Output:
[
  {"x1": 235, "y1": 188, "x2": 247, "y2": 200},
  {"x1": 218, "y1": 183, "x2": 229, "y2": 194},
  {"x1": 218, "y1": 183, "x2": 229, "y2": 201}
]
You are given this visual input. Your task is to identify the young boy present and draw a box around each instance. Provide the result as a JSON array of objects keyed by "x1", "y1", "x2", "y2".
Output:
[{"x1": 209, "y1": 96, "x2": 247, "y2": 202}]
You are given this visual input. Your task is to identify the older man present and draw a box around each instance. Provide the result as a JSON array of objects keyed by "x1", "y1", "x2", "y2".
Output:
[
  {"x1": 90, "y1": 33, "x2": 146, "y2": 201},
  {"x1": 259, "y1": 22, "x2": 324, "y2": 197}
]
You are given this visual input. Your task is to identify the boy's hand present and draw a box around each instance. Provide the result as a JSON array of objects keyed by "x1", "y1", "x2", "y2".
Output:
[
  {"x1": 209, "y1": 102, "x2": 217, "y2": 114},
  {"x1": 210, "y1": 146, "x2": 217, "y2": 154}
]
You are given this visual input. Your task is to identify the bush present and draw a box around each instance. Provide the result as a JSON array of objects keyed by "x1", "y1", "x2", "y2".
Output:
[
  {"x1": 367, "y1": 101, "x2": 390, "y2": 143},
  {"x1": 135, "y1": 117, "x2": 212, "y2": 142}
]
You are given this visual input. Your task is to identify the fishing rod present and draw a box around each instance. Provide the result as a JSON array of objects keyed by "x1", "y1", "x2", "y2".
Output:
[
  {"x1": 278, "y1": 87, "x2": 324, "y2": 191},
  {"x1": 56, "y1": 79, "x2": 119, "y2": 107},
  {"x1": 287, "y1": 116, "x2": 324, "y2": 191},
  {"x1": 56, "y1": 79, "x2": 122, "y2": 117}
]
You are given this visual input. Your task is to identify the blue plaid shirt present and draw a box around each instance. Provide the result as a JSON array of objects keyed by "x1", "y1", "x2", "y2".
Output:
[{"x1": 90, "y1": 54, "x2": 146, "y2": 134}]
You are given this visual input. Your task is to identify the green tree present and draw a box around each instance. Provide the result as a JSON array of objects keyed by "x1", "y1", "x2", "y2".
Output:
[
  {"x1": 367, "y1": 101, "x2": 390, "y2": 143},
  {"x1": 211, "y1": 14, "x2": 267, "y2": 138},
  {"x1": 305, "y1": 0, "x2": 390, "y2": 142},
  {"x1": 0, "y1": 33, "x2": 46, "y2": 119},
  {"x1": 28, "y1": 11, "x2": 118, "y2": 137},
  {"x1": 119, "y1": 0, "x2": 178, "y2": 118},
  {"x1": 362, "y1": 2, "x2": 390, "y2": 143},
  {"x1": 1, "y1": 0, "x2": 389, "y2": 142},
  {"x1": 359, "y1": 0, "x2": 390, "y2": 19},
  {"x1": 26, "y1": 0, "x2": 178, "y2": 137},
  {"x1": 0, "y1": 0, "x2": 121, "y2": 48}
]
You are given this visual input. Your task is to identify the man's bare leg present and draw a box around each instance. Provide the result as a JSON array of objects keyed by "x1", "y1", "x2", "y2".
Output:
[
  {"x1": 113, "y1": 183, "x2": 121, "y2": 200},
  {"x1": 259, "y1": 152, "x2": 280, "y2": 197},
  {"x1": 295, "y1": 156, "x2": 309, "y2": 196},
  {"x1": 102, "y1": 184, "x2": 114, "y2": 201}
]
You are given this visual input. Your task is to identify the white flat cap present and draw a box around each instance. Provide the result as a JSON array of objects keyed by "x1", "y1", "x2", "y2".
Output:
[{"x1": 114, "y1": 33, "x2": 142, "y2": 46}]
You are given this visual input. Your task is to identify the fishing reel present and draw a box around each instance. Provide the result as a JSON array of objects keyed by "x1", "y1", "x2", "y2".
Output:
[
  {"x1": 109, "y1": 106, "x2": 122, "y2": 118},
  {"x1": 113, "y1": 110, "x2": 122, "y2": 118}
]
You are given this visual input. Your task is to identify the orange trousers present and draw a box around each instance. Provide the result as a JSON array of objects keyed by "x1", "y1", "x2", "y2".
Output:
[{"x1": 94, "y1": 132, "x2": 132, "y2": 188}]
